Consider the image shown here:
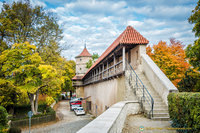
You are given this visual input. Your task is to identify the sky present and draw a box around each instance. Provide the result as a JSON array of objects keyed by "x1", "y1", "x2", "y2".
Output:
[{"x1": 0, "y1": 0, "x2": 198, "y2": 60}]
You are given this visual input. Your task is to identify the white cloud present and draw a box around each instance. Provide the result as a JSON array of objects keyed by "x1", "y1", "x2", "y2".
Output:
[
  {"x1": 30, "y1": 0, "x2": 47, "y2": 7},
  {"x1": 0, "y1": 0, "x2": 197, "y2": 60},
  {"x1": 0, "y1": 2, "x2": 3, "y2": 9}
]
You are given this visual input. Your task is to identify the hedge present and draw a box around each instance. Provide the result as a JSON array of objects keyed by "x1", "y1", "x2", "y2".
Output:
[
  {"x1": 0, "y1": 106, "x2": 8, "y2": 132},
  {"x1": 168, "y1": 92, "x2": 200, "y2": 132}
]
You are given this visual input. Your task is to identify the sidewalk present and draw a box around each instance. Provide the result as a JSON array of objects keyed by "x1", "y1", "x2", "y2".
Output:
[{"x1": 123, "y1": 114, "x2": 177, "y2": 133}]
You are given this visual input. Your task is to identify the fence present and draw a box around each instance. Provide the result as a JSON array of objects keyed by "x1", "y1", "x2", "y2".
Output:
[{"x1": 11, "y1": 113, "x2": 56, "y2": 128}]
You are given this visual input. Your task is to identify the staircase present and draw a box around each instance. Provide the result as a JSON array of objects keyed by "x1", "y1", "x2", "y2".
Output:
[{"x1": 125, "y1": 61, "x2": 170, "y2": 121}]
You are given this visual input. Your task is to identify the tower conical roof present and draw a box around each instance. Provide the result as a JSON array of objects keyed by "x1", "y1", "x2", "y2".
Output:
[{"x1": 76, "y1": 47, "x2": 92, "y2": 57}]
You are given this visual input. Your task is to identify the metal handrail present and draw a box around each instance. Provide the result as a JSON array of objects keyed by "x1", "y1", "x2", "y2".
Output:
[{"x1": 125, "y1": 59, "x2": 154, "y2": 118}]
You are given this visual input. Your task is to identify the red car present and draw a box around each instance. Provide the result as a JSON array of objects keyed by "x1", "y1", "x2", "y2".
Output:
[
  {"x1": 70, "y1": 100, "x2": 82, "y2": 111},
  {"x1": 71, "y1": 100, "x2": 82, "y2": 105}
]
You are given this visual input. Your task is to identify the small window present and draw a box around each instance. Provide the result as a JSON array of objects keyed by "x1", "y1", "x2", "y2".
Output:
[
  {"x1": 86, "y1": 101, "x2": 91, "y2": 111},
  {"x1": 136, "y1": 51, "x2": 138, "y2": 60},
  {"x1": 128, "y1": 50, "x2": 131, "y2": 63},
  {"x1": 80, "y1": 59, "x2": 82, "y2": 61},
  {"x1": 80, "y1": 68, "x2": 82, "y2": 70}
]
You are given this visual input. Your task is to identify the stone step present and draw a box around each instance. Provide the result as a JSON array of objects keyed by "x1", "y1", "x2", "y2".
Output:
[
  {"x1": 145, "y1": 102, "x2": 166, "y2": 106},
  {"x1": 144, "y1": 106, "x2": 168, "y2": 110},
  {"x1": 148, "y1": 109, "x2": 169, "y2": 114},
  {"x1": 151, "y1": 116, "x2": 170, "y2": 121},
  {"x1": 153, "y1": 113, "x2": 169, "y2": 117},
  {"x1": 129, "y1": 69, "x2": 171, "y2": 121},
  {"x1": 143, "y1": 103, "x2": 168, "y2": 109}
]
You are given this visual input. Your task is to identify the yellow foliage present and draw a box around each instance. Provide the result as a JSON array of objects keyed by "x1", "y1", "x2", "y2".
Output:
[{"x1": 46, "y1": 96, "x2": 55, "y2": 106}]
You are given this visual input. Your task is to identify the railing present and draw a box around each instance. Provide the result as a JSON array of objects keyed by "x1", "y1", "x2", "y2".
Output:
[
  {"x1": 125, "y1": 59, "x2": 154, "y2": 118},
  {"x1": 83, "y1": 60, "x2": 123, "y2": 85},
  {"x1": 72, "y1": 81, "x2": 83, "y2": 86}
]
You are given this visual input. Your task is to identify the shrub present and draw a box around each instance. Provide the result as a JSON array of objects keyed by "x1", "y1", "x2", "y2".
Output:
[
  {"x1": 0, "y1": 106, "x2": 8, "y2": 127},
  {"x1": 168, "y1": 93, "x2": 200, "y2": 132},
  {"x1": 0, "y1": 106, "x2": 8, "y2": 132},
  {"x1": 8, "y1": 127, "x2": 21, "y2": 133}
]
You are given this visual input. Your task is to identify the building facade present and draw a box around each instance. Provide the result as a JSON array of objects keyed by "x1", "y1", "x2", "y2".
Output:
[{"x1": 72, "y1": 26, "x2": 178, "y2": 118}]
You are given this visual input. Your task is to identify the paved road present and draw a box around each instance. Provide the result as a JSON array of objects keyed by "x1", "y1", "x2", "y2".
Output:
[{"x1": 23, "y1": 101, "x2": 93, "y2": 133}]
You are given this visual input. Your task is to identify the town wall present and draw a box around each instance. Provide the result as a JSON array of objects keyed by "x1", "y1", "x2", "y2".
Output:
[
  {"x1": 141, "y1": 54, "x2": 178, "y2": 105},
  {"x1": 83, "y1": 76, "x2": 125, "y2": 116}
]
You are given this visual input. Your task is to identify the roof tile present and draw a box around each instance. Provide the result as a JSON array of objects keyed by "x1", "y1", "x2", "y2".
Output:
[
  {"x1": 76, "y1": 48, "x2": 92, "y2": 57},
  {"x1": 82, "y1": 26, "x2": 149, "y2": 79}
]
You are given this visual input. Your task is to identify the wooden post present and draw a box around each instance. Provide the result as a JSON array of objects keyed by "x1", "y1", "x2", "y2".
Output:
[
  {"x1": 114, "y1": 54, "x2": 116, "y2": 74},
  {"x1": 123, "y1": 46, "x2": 125, "y2": 71},
  {"x1": 99, "y1": 67, "x2": 100, "y2": 80},
  {"x1": 96, "y1": 69, "x2": 98, "y2": 81},
  {"x1": 102, "y1": 63, "x2": 104, "y2": 79},
  {"x1": 107, "y1": 61, "x2": 109, "y2": 77}
]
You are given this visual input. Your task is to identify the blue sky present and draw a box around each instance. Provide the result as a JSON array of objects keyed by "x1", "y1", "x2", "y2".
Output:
[{"x1": 0, "y1": 0, "x2": 198, "y2": 60}]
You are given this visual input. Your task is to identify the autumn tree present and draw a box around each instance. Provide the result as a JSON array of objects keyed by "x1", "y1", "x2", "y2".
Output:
[
  {"x1": 86, "y1": 53, "x2": 99, "y2": 69},
  {"x1": 63, "y1": 60, "x2": 76, "y2": 92},
  {"x1": 0, "y1": 42, "x2": 63, "y2": 114},
  {"x1": 146, "y1": 39, "x2": 189, "y2": 86}
]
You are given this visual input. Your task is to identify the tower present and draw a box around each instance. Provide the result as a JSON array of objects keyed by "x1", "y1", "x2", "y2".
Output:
[
  {"x1": 75, "y1": 45, "x2": 92, "y2": 76},
  {"x1": 72, "y1": 44, "x2": 92, "y2": 98}
]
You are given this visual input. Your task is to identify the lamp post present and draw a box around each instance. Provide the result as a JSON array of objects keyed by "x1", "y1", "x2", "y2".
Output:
[{"x1": 28, "y1": 111, "x2": 33, "y2": 133}]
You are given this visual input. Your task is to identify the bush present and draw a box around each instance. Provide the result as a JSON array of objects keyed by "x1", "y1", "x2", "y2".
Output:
[
  {"x1": 8, "y1": 127, "x2": 21, "y2": 133},
  {"x1": 11, "y1": 104, "x2": 53, "y2": 121},
  {"x1": 168, "y1": 93, "x2": 200, "y2": 132},
  {"x1": 0, "y1": 106, "x2": 8, "y2": 127},
  {"x1": 0, "y1": 106, "x2": 8, "y2": 132}
]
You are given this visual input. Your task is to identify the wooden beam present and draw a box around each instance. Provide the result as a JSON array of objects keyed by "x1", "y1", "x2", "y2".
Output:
[
  {"x1": 107, "y1": 61, "x2": 109, "y2": 77},
  {"x1": 123, "y1": 46, "x2": 125, "y2": 71},
  {"x1": 114, "y1": 54, "x2": 116, "y2": 74},
  {"x1": 102, "y1": 63, "x2": 104, "y2": 79}
]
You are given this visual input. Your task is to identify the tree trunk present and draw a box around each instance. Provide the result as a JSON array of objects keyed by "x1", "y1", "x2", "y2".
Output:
[
  {"x1": 28, "y1": 93, "x2": 36, "y2": 115},
  {"x1": 34, "y1": 90, "x2": 39, "y2": 114}
]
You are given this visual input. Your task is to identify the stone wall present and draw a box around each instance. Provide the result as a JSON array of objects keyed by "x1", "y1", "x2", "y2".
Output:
[
  {"x1": 76, "y1": 56, "x2": 92, "y2": 76},
  {"x1": 77, "y1": 101, "x2": 141, "y2": 133},
  {"x1": 141, "y1": 54, "x2": 178, "y2": 105},
  {"x1": 83, "y1": 76, "x2": 125, "y2": 116}
]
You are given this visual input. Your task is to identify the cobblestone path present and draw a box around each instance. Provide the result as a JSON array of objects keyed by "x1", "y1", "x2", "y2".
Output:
[{"x1": 22, "y1": 101, "x2": 93, "y2": 133}]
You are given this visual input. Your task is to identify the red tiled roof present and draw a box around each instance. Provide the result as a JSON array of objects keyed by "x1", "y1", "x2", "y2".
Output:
[
  {"x1": 82, "y1": 26, "x2": 149, "y2": 79},
  {"x1": 76, "y1": 48, "x2": 92, "y2": 57},
  {"x1": 72, "y1": 75, "x2": 83, "y2": 80}
]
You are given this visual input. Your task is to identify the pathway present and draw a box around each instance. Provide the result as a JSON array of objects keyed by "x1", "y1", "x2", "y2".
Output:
[
  {"x1": 22, "y1": 100, "x2": 93, "y2": 133},
  {"x1": 123, "y1": 114, "x2": 177, "y2": 133}
]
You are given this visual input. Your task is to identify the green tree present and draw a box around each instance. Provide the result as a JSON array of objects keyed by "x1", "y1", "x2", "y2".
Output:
[
  {"x1": 0, "y1": 42, "x2": 63, "y2": 114},
  {"x1": 178, "y1": 69, "x2": 200, "y2": 92},
  {"x1": 62, "y1": 60, "x2": 75, "y2": 92},
  {"x1": 86, "y1": 53, "x2": 99, "y2": 69},
  {"x1": 0, "y1": 1, "x2": 63, "y2": 61},
  {"x1": 187, "y1": 0, "x2": 200, "y2": 70}
]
